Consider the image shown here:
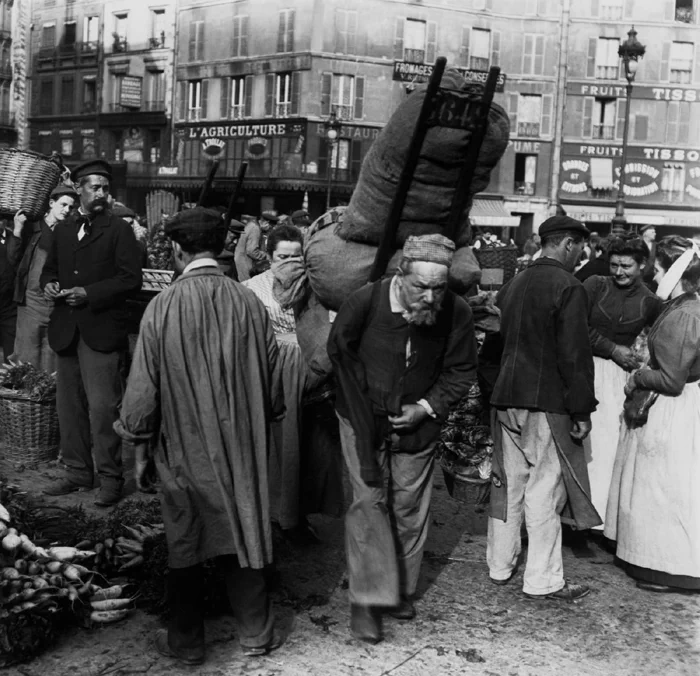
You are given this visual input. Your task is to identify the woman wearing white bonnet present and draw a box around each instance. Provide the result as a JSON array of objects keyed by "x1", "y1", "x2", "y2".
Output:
[{"x1": 605, "y1": 236, "x2": 700, "y2": 594}]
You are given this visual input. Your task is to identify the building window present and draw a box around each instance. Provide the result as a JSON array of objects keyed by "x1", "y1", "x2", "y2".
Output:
[
  {"x1": 676, "y1": 0, "x2": 694, "y2": 23},
  {"x1": 147, "y1": 71, "x2": 165, "y2": 110},
  {"x1": 111, "y1": 74, "x2": 123, "y2": 111},
  {"x1": 600, "y1": 0, "x2": 624, "y2": 21},
  {"x1": 149, "y1": 129, "x2": 161, "y2": 163},
  {"x1": 335, "y1": 9, "x2": 357, "y2": 54},
  {"x1": 275, "y1": 73, "x2": 292, "y2": 117},
  {"x1": 633, "y1": 114, "x2": 649, "y2": 141},
  {"x1": 60, "y1": 76, "x2": 74, "y2": 114},
  {"x1": 61, "y1": 137, "x2": 73, "y2": 157},
  {"x1": 514, "y1": 154, "x2": 537, "y2": 195},
  {"x1": 223, "y1": 76, "x2": 250, "y2": 119},
  {"x1": 83, "y1": 78, "x2": 96, "y2": 112},
  {"x1": 670, "y1": 41, "x2": 693, "y2": 83},
  {"x1": 63, "y1": 21, "x2": 77, "y2": 49},
  {"x1": 517, "y1": 94, "x2": 542, "y2": 137},
  {"x1": 661, "y1": 163, "x2": 686, "y2": 199},
  {"x1": 592, "y1": 98, "x2": 616, "y2": 139},
  {"x1": 277, "y1": 9, "x2": 295, "y2": 53},
  {"x1": 522, "y1": 34, "x2": 545, "y2": 75},
  {"x1": 41, "y1": 23, "x2": 56, "y2": 49},
  {"x1": 665, "y1": 101, "x2": 691, "y2": 144},
  {"x1": 113, "y1": 13, "x2": 128, "y2": 52},
  {"x1": 189, "y1": 20, "x2": 204, "y2": 61},
  {"x1": 232, "y1": 14, "x2": 248, "y2": 57},
  {"x1": 589, "y1": 158, "x2": 615, "y2": 193},
  {"x1": 394, "y1": 18, "x2": 437, "y2": 64},
  {"x1": 39, "y1": 79, "x2": 54, "y2": 115},
  {"x1": 83, "y1": 16, "x2": 98, "y2": 50},
  {"x1": 151, "y1": 9, "x2": 166, "y2": 48},
  {"x1": 595, "y1": 38, "x2": 619, "y2": 79},
  {"x1": 470, "y1": 28, "x2": 491, "y2": 72},
  {"x1": 38, "y1": 132, "x2": 53, "y2": 155},
  {"x1": 332, "y1": 75, "x2": 355, "y2": 121},
  {"x1": 321, "y1": 73, "x2": 365, "y2": 120},
  {"x1": 187, "y1": 80, "x2": 202, "y2": 121}
]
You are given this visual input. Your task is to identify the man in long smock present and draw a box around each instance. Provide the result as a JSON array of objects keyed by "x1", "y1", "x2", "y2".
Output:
[
  {"x1": 114, "y1": 207, "x2": 285, "y2": 666},
  {"x1": 328, "y1": 234, "x2": 478, "y2": 644},
  {"x1": 488, "y1": 215, "x2": 600, "y2": 602}
]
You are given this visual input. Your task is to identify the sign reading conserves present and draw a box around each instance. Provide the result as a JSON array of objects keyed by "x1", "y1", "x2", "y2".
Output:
[
  {"x1": 568, "y1": 81, "x2": 700, "y2": 102},
  {"x1": 392, "y1": 61, "x2": 507, "y2": 92}
]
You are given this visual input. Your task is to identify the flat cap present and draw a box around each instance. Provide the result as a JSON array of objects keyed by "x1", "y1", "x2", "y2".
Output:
[
  {"x1": 260, "y1": 210, "x2": 279, "y2": 223},
  {"x1": 291, "y1": 209, "x2": 310, "y2": 225},
  {"x1": 70, "y1": 159, "x2": 113, "y2": 183},
  {"x1": 164, "y1": 207, "x2": 225, "y2": 237},
  {"x1": 111, "y1": 202, "x2": 135, "y2": 219},
  {"x1": 538, "y1": 215, "x2": 589, "y2": 239},
  {"x1": 403, "y1": 234, "x2": 455, "y2": 267},
  {"x1": 50, "y1": 184, "x2": 78, "y2": 201}
]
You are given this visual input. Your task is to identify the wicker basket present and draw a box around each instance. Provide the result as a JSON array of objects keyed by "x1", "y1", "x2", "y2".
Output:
[
  {"x1": 142, "y1": 268, "x2": 174, "y2": 292},
  {"x1": 474, "y1": 246, "x2": 519, "y2": 289},
  {"x1": 0, "y1": 388, "x2": 60, "y2": 468},
  {"x1": 0, "y1": 149, "x2": 63, "y2": 220}
]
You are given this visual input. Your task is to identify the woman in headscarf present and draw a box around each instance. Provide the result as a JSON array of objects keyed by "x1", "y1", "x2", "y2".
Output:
[
  {"x1": 605, "y1": 236, "x2": 700, "y2": 594},
  {"x1": 582, "y1": 236, "x2": 661, "y2": 528}
]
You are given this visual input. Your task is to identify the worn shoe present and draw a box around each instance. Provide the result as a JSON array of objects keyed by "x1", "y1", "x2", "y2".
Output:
[
  {"x1": 43, "y1": 478, "x2": 93, "y2": 496},
  {"x1": 385, "y1": 596, "x2": 416, "y2": 620},
  {"x1": 241, "y1": 630, "x2": 283, "y2": 657},
  {"x1": 350, "y1": 604, "x2": 383, "y2": 644},
  {"x1": 94, "y1": 485, "x2": 123, "y2": 508},
  {"x1": 490, "y1": 575, "x2": 512, "y2": 586},
  {"x1": 636, "y1": 581, "x2": 697, "y2": 595},
  {"x1": 524, "y1": 582, "x2": 591, "y2": 602},
  {"x1": 153, "y1": 629, "x2": 205, "y2": 666}
]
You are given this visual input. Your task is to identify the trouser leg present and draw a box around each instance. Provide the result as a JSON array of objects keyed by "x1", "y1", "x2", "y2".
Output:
[
  {"x1": 77, "y1": 337, "x2": 124, "y2": 487},
  {"x1": 167, "y1": 565, "x2": 205, "y2": 657},
  {"x1": 219, "y1": 555, "x2": 274, "y2": 649},
  {"x1": 388, "y1": 441, "x2": 436, "y2": 597},
  {"x1": 521, "y1": 411, "x2": 567, "y2": 595},
  {"x1": 338, "y1": 414, "x2": 399, "y2": 607},
  {"x1": 0, "y1": 301, "x2": 17, "y2": 362},
  {"x1": 487, "y1": 409, "x2": 529, "y2": 581},
  {"x1": 56, "y1": 347, "x2": 93, "y2": 484},
  {"x1": 14, "y1": 306, "x2": 41, "y2": 366}
]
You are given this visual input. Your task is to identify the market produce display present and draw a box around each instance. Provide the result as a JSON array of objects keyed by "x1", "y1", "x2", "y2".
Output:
[{"x1": 146, "y1": 220, "x2": 173, "y2": 270}]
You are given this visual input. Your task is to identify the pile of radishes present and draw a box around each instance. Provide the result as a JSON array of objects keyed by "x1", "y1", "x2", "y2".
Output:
[{"x1": 0, "y1": 502, "x2": 135, "y2": 625}]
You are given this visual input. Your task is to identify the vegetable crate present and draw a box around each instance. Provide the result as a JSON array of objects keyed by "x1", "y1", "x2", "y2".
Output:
[
  {"x1": 141, "y1": 268, "x2": 174, "y2": 292},
  {"x1": 441, "y1": 468, "x2": 490, "y2": 535},
  {"x1": 474, "y1": 246, "x2": 519, "y2": 289},
  {"x1": 0, "y1": 389, "x2": 60, "y2": 468}
]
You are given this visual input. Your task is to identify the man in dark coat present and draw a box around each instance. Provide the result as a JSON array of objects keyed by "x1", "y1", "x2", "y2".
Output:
[
  {"x1": 41, "y1": 160, "x2": 142, "y2": 506},
  {"x1": 328, "y1": 234, "x2": 478, "y2": 644},
  {"x1": 488, "y1": 215, "x2": 599, "y2": 602}
]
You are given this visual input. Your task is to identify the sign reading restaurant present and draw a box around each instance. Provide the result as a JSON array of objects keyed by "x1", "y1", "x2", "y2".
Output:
[
  {"x1": 392, "y1": 61, "x2": 507, "y2": 92},
  {"x1": 567, "y1": 81, "x2": 700, "y2": 102}
]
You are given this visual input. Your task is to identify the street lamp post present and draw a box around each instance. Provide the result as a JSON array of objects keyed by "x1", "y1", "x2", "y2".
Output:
[
  {"x1": 611, "y1": 26, "x2": 646, "y2": 236},
  {"x1": 323, "y1": 111, "x2": 342, "y2": 212}
]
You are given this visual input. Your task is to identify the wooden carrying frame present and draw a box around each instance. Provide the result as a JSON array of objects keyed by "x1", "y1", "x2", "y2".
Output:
[{"x1": 369, "y1": 58, "x2": 501, "y2": 282}]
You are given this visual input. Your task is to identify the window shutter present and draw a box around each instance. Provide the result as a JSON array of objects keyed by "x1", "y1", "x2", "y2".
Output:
[
  {"x1": 660, "y1": 42, "x2": 670, "y2": 82},
  {"x1": 277, "y1": 11, "x2": 286, "y2": 52},
  {"x1": 426, "y1": 21, "x2": 437, "y2": 64},
  {"x1": 188, "y1": 23, "x2": 196, "y2": 61},
  {"x1": 540, "y1": 94, "x2": 553, "y2": 136},
  {"x1": 245, "y1": 75, "x2": 253, "y2": 117},
  {"x1": 491, "y1": 30, "x2": 501, "y2": 68},
  {"x1": 240, "y1": 16, "x2": 249, "y2": 57},
  {"x1": 334, "y1": 9, "x2": 344, "y2": 53},
  {"x1": 354, "y1": 76, "x2": 365, "y2": 119},
  {"x1": 351, "y1": 140, "x2": 362, "y2": 180},
  {"x1": 633, "y1": 114, "x2": 648, "y2": 141},
  {"x1": 582, "y1": 96, "x2": 594, "y2": 138},
  {"x1": 321, "y1": 72, "x2": 332, "y2": 116},
  {"x1": 177, "y1": 80, "x2": 186, "y2": 121},
  {"x1": 460, "y1": 25, "x2": 470, "y2": 67},
  {"x1": 394, "y1": 17, "x2": 404, "y2": 60},
  {"x1": 694, "y1": 43, "x2": 700, "y2": 84},
  {"x1": 624, "y1": 0, "x2": 635, "y2": 18},
  {"x1": 508, "y1": 92, "x2": 519, "y2": 133},
  {"x1": 586, "y1": 37, "x2": 597, "y2": 78},
  {"x1": 220, "y1": 78, "x2": 230, "y2": 119},
  {"x1": 534, "y1": 35, "x2": 545, "y2": 74},
  {"x1": 679, "y1": 102, "x2": 690, "y2": 143},
  {"x1": 201, "y1": 79, "x2": 209, "y2": 119},
  {"x1": 666, "y1": 101, "x2": 679, "y2": 143},
  {"x1": 590, "y1": 0, "x2": 599, "y2": 17},
  {"x1": 232, "y1": 15, "x2": 240, "y2": 56},
  {"x1": 291, "y1": 71, "x2": 301, "y2": 115},
  {"x1": 287, "y1": 9, "x2": 295, "y2": 52},
  {"x1": 265, "y1": 73, "x2": 274, "y2": 116},
  {"x1": 615, "y1": 99, "x2": 626, "y2": 140},
  {"x1": 523, "y1": 34, "x2": 533, "y2": 74},
  {"x1": 347, "y1": 11, "x2": 357, "y2": 55},
  {"x1": 196, "y1": 22, "x2": 204, "y2": 60}
]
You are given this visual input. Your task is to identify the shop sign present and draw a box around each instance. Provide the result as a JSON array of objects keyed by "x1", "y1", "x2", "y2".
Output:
[
  {"x1": 616, "y1": 163, "x2": 660, "y2": 197},
  {"x1": 568, "y1": 82, "x2": 700, "y2": 102},
  {"x1": 512, "y1": 140, "x2": 541, "y2": 154},
  {"x1": 202, "y1": 138, "x2": 225, "y2": 157},
  {"x1": 565, "y1": 143, "x2": 700, "y2": 162},
  {"x1": 245, "y1": 137, "x2": 269, "y2": 160},
  {"x1": 158, "y1": 166, "x2": 178, "y2": 175},
  {"x1": 120, "y1": 76, "x2": 143, "y2": 109},
  {"x1": 392, "y1": 61, "x2": 507, "y2": 92},
  {"x1": 560, "y1": 159, "x2": 589, "y2": 194},
  {"x1": 313, "y1": 123, "x2": 380, "y2": 140},
  {"x1": 182, "y1": 120, "x2": 305, "y2": 140}
]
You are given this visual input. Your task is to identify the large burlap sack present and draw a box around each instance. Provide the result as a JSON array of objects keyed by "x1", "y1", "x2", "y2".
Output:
[{"x1": 339, "y1": 70, "x2": 509, "y2": 248}]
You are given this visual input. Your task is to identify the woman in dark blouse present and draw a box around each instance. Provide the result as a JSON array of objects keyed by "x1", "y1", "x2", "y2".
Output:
[
  {"x1": 582, "y1": 236, "x2": 662, "y2": 528},
  {"x1": 606, "y1": 236, "x2": 700, "y2": 593}
]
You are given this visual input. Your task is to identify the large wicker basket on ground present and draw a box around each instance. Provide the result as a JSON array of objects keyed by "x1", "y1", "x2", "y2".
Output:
[
  {"x1": 474, "y1": 245, "x2": 519, "y2": 289},
  {"x1": 0, "y1": 148, "x2": 63, "y2": 220},
  {"x1": 0, "y1": 388, "x2": 60, "y2": 468}
]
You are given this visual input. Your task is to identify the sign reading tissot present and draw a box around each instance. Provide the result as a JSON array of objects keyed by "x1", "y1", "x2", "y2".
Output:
[
  {"x1": 392, "y1": 61, "x2": 507, "y2": 92},
  {"x1": 568, "y1": 82, "x2": 700, "y2": 102}
]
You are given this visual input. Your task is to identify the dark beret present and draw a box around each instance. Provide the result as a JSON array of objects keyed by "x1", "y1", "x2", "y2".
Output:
[
  {"x1": 111, "y1": 202, "x2": 135, "y2": 219},
  {"x1": 50, "y1": 184, "x2": 78, "y2": 201},
  {"x1": 291, "y1": 209, "x2": 310, "y2": 224},
  {"x1": 70, "y1": 159, "x2": 113, "y2": 183},
  {"x1": 260, "y1": 210, "x2": 279, "y2": 223},
  {"x1": 164, "y1": 207, "x2": 225, "y2": 237},
  {"x1": 539, "y1": 215, "x2": 590, "y2": 239}
]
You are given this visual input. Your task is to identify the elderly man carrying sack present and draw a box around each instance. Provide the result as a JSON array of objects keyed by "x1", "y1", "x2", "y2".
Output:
[{"x1": 328, "y1": 234, "x2": 478, "y2": 644}]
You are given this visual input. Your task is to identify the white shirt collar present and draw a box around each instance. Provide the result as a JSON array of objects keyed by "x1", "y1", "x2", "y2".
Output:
[{"x1": 183, "y1": 257, "x2": 219, "y2": 275}]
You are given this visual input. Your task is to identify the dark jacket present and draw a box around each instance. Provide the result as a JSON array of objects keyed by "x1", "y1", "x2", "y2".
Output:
[
  {"x1": 574, "y1": 255, "x2": 609, "y2": 282},
  {"x1": 328, "y1": 278, "x2": 478, "y2": 483},
  {"x1": 14, "y1": 219, "x2": 53, "y2": 305},
  {"x1": 491, "y1": 257, "x2": 597, "y2": 421},
  {"x1": 0, "y1": 222, "x2": 29, "y2": 305},
  {"x1": 40, "y1": 211, "x2": 143, "y2": 353}
]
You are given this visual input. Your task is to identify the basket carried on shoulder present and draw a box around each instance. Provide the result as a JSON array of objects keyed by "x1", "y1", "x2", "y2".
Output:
[
  {"x1": 0, "y1": 388, "x2": 60, "y2": 468},
  {"x1": 474, "y1": 245, "x2": 519, "y2": 289},
  {"x1": 0, "y1": 149, "x2": 63, "y2": 220}
]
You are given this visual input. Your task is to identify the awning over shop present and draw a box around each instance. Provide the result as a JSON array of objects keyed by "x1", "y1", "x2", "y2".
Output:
[
  {"x1": 589, "y1": 158, "x2": 615, "y2": 190},
  {"x1": 470, "y1": 199, "x2": 520, "y2": 227},
  {"x1": 562, "y1": 204, "x2": 700, "y2": 228}
]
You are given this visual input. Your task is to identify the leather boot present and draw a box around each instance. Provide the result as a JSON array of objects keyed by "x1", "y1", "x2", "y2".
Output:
[
  {"x1": 350, "y1": 604, "x2": 383, "y2": 644},
  {"x1": 386, "y1": 596, "x2": 416, "y2": 620}
]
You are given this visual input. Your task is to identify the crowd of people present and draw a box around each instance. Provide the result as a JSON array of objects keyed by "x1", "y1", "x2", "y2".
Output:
[{"x1": 0, "y1": 158, "x2": 698, "y2": 664}]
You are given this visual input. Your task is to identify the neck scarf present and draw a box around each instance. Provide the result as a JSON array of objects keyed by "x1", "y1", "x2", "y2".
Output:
[{"x1": 656, "y1": 241, "x2": 700, "y2": 300}]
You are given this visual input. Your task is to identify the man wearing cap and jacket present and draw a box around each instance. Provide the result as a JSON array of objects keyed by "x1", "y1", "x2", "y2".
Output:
[
  {"x1": 40, "y1": 159, "x2": 142, "y2": 507},
  {"x1": 328, "y1": 234, "x2": 478, "y2": 644},
  {"x1": 12, "y1": 185, "x2": 78, "y2": 372},
  {"x1": 487, "y1": 215, "x2": 600, "y2": 602},
  {"x1": 234, "y1": 211, "x2": 277, "y2": 281}
]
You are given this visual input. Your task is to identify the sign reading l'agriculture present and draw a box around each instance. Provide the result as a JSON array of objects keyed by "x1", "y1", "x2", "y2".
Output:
[{"x1": 120, "y1": 76, "x2": 143, "y2": 109}]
